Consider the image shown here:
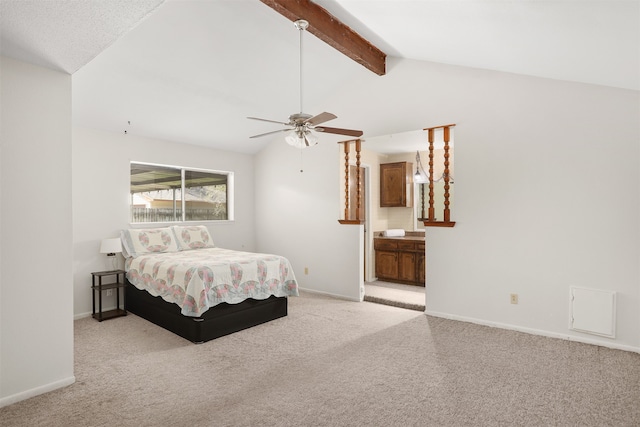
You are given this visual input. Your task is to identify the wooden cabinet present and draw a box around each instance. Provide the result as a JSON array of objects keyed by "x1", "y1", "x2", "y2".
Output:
[
  {"x1": 375, "y1": 250, "x2": 398, "y2": 279},
  {"x1": 398, "y1": 252, "x2": 416, "y2": 282},
  {"x1": 374, "y1": 238, "x2": 425, "y2": 286},
  {"x1": 380, "y1": 162, "x2": 413, "y2": 207}
]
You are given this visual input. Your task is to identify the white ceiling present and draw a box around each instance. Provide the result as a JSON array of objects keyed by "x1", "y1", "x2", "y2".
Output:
[
  {"x1": 1, "y1": 0, "x2": 638, "y2": 154},
  {"x1": 0, "y1": 0, "x2": 165, "y2": 73}
]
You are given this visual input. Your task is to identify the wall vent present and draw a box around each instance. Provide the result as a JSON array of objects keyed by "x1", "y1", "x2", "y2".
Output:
[{"x1": 570, "y1": 286, "x2": 616, "y2": 338}]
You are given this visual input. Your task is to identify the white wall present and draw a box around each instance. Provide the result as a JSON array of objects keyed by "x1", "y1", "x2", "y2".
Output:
[
  {"x1": 256, "y1": 57, "x2": 640, "y2": 351},
  {"x1": 72, "y1": 127, "x2": 256, "y2": 317},
  {"x1": 0, "y1": 57, "x2": 75, "y2": 406},
  {"x1": 254, "y1": 134, "x2": 364, "y2": 301},
  {"x1": 424, "y1": 71, "x2": 640, "y2": 350}
]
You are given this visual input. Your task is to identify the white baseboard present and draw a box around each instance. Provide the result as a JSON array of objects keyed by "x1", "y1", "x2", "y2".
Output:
[
  {"x1": 74, "y1": 311, "x2": 92, "y2": 320},
  {"x1": 425, "y1": 310, "x2": 640, "y2": 355},
  {"x1": 298, "y1": 287, "x2": 362, "y2": 302},
  {"x1": 0, "y1": 376, "x2": 76, "y2": 408}
]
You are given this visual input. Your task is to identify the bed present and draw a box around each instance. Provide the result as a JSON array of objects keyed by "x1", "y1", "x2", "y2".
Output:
[{"x1": 121, "y1": 225, "x2": 299, "y2": 343}]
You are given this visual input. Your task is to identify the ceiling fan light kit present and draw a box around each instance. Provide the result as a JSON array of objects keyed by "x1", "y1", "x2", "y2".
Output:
[
  {"x1": 285, "y1": 129, "x2": 318, "y2": 148},
  {"x1": 248, "y1": 19, "x2": 362, "y2": 148}
]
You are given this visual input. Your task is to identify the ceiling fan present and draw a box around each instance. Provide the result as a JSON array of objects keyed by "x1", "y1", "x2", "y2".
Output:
[{"x1": 248, "y1": 19, "x2": 363, "y2": 148}]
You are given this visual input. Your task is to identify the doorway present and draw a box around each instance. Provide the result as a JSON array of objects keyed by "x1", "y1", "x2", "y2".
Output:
[{"x1": 360, "y1": 160, "x2": 426, "y2": 311}]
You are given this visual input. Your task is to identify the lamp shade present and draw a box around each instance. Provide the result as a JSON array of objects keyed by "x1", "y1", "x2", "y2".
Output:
[
  {"x1": 100, "y1": 238, "x2": 122, "y2": 255},
  {"x1": 414, "y1": 150, "x2": 428, "y2": 183},
  {"x1": 285, "y1": 130, "x2": 318, "y2": 149},
  {"x1": 414, "y1": 170, "x2": 428, "y2": 184}
]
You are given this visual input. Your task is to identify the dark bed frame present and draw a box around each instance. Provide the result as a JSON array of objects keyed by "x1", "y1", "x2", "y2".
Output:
[{"x1": 125, "y1": 280, "x2": 288, "y2": 343}]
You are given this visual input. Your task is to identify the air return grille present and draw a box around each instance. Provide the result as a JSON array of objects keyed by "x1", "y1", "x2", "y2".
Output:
[{"x1": 570, "y1": 287, "x2": 616, "y2": 338}]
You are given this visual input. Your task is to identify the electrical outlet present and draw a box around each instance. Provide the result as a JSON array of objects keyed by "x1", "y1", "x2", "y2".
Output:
[
  {"x1": 106, "y1": 289, "x2": 113, "y2": 297},
  {"x1": 510, "y1": 293, "x2": 518, "y2": 304},
  {"x1": 304, "y1": 267, "x2": 309, "y2": 275}
]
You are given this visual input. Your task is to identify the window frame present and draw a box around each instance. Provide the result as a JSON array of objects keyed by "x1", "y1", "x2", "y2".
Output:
[{"x1": 129, "y1": 161, "x2": 234, "y2": 224}]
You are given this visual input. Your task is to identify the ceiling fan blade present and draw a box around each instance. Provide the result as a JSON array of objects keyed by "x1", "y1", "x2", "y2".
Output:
[
  {"x1": 247, "y1": 116, "x2": 290, "y2": 126},
  {"x1": 306, "y1": 112, "x2": 337, "y2": 126},
  {"x1": 250, "y1": 129, "x2": 290, "y2": 138},
  {"x1": 315, "y1": 126, "x2": 363, "y2": 137}
]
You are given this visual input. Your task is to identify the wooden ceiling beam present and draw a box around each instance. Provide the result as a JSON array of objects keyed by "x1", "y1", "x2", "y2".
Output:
[{"x1": 259, "y1": 0, "x2": 386, "y2": 75}]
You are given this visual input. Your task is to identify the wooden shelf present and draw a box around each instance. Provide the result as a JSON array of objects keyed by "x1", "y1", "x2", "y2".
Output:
[
  {"x1": 338, "y1": 219, "x2": 365, "y2": 225},
  {"x1": 422, "y1": 220, "x2": 456, "y2": 228},
  {"x1": 92, "y1": 269, "x2": 125, "y2": 276},
  {"x1": 91, "y1": 270, "x2": 127, "y2": 322},
  {"x1": 91, "y1": 281, "x2": 124, "y2": 291},
  {"x1": 93, "y1": 308, "x2": 126, "y2": 321}
]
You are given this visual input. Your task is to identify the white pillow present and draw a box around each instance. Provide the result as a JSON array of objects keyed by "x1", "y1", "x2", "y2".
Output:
[
  {"x1": 120, "y1": 227, "x2": 179, "y2": 257},
  {"x1": 171, "y1": 225, "x2": 215, "y2": 250}
]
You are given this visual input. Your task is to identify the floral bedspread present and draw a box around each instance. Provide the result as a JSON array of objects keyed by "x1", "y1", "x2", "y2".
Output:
[{"x1": 125, "y1": 248, "x2": 299, "y2": 317}]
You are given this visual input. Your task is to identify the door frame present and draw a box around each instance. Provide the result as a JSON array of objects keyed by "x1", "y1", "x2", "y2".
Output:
[{"x1": 363, "y1": 164, "x2": 375, "y2": 283}]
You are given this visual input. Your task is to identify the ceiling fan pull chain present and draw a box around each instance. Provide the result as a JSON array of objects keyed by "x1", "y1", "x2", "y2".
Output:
[{"x1": 300, "y1": 149, "x2": 304, "y2": 173}]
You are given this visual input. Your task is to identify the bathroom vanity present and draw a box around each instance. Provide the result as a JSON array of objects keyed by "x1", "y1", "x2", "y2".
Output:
[{"x1": 374, "y1": 233, "x2": 425, "y2": 286}]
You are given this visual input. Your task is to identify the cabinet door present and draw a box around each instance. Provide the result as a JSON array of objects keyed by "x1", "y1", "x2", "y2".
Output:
[
  {"x1": 380, "y1": 162, "x2": 413, "y2": 207},
  {"x1": 417, "y1": 253, "x2": 425, "y2": 284},
  {"x1": 398, "y1": 252, "x2": 416, "y2": 282},
  {"x1": 375, "y1": 250, "x2": 398, "y2": 280}
]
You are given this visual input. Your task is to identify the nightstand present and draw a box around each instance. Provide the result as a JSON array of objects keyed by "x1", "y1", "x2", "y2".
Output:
[{"x1": 91, "y1": 270, "x2": 127, "y2": 321}]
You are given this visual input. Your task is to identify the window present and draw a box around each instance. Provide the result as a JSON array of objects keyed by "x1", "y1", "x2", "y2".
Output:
[{"x1": 130, "y1": 162, "x2": 233, "y2": 223}]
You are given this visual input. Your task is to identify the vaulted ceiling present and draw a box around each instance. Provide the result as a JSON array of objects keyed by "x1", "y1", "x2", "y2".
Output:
[{"x1": 1, "y1": 0, "x2": 638, "y2": 154}]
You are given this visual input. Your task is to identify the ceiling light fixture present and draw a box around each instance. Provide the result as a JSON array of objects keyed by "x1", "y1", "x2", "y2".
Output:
[
  {"x1": 414, "y1": 151, "x2": 428, "y2": 183},
  {"x1": 285, "y1": 128, "x2": 318, "y2": 149},
  {"x1": 247, "y1": 20, "x2": 363, "y2": 146}
]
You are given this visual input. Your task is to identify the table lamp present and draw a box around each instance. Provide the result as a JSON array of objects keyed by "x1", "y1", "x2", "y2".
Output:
[{"x1": 100, "y1": 238, "x2": 122, "y2": 271}]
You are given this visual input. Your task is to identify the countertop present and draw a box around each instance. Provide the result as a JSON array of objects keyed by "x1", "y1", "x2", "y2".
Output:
[{"x1": 374, "y1": 232, "x2": 425, "y2": 241}]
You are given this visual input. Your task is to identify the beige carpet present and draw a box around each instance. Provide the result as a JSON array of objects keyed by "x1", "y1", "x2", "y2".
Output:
[
  {"x1": 2, "y1": 291, "x2": 639, "y2": 426},
  {"x1": 364, "y1": 281, "x2": 425, "y2": 311}
]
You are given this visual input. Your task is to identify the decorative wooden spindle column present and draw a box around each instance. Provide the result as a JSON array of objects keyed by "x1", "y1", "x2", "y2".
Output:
[
  {"x1": 423, "y1": 124, "x2": 456, "y2": 228},
  {"x1": 428, "y1": 128, "x2": 435, "y2": 221},
  {"x1": 442, "y1": 126, "x2": 452, "y2": 223},
  {"x1": 338, "y1": 139, "x2": 364, "y2": 225},
  {"x1": 354, "y1": 138, "x2": 362, "y2": 221},
  {"x1": 343, "y1": 140, "x2": 350, "y2": 220},
  {"x1": 419, "y1": 183, "x2": 426, "y2": 220}
]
